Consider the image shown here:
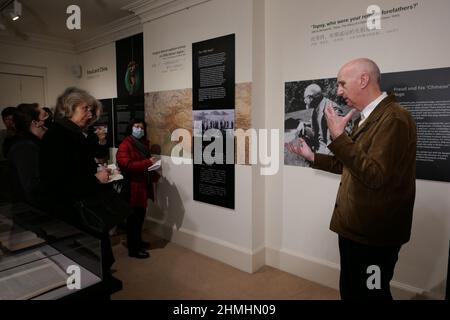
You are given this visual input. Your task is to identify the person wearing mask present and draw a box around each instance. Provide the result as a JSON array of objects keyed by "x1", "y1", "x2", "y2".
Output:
[
  {"x1": 116, "y1": 119, "x2": 159, "y2": 259},
  {"x1": 7, "y1": 103, "x2": 48, "y2": 205},
  {"x1": 42, "y1": 107, "x2": 54, "y2": 129}
]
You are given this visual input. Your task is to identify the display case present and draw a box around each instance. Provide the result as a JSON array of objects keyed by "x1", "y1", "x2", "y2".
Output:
[{"x1": 0, "y1": 203, "x2": 121, "y2": 300}]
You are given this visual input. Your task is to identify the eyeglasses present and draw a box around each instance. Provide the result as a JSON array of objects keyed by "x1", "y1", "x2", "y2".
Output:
[
  {"x1": 79, "y1": 104, "x2": 93, "y2": 112},
  {"x1": 78, "y1": 104, "x2": 97, "y2": 116}
]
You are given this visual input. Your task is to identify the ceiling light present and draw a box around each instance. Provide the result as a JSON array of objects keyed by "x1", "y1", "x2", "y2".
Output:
[
  {"x1": 12, "y1": 0, "x2": 21, "y2": 21},
  {"x1": 3, "y1": 0, "x2": 21, "y2": 21}
]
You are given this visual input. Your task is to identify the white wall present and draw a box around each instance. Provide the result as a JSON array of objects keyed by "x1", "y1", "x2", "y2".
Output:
[
  {"x1": 264, "y1": 0, "x2": 450, "y2": 299},
  {"x1": 0, "y1": 42, "x2": 117, "y2": 105},
  {"x1": 0, "y1": 43, "x2": 78, "y2": 106},
  {"x1": 69, "y1": 0, "x2": 449, "y2": 298},
  {"x1": 2, "y1": 0, "x2": 448, "y2": 299},
  {"x1": 143, "y1": 0, "x2": 259, "y2": 271},
  {"x1": 144, "y1": 0, "x2": 252, "y2": 93}
]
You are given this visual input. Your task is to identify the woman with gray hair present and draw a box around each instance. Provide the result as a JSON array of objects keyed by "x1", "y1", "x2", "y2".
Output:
[{"x1": 39, "y1": 87, "x2": 115, "y2": 276}]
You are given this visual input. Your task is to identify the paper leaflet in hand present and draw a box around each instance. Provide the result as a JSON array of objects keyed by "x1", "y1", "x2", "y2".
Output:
[
  {"x1": 107, "y1": 164, "x2": 124, "y2": 182},
  {"x1": 148, "y1": 160, "x2": 161, "y2": 172}
]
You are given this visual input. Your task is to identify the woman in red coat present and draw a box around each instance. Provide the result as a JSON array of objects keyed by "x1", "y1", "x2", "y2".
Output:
[{"x1": 116, "y1": 119, "x2": 159, "y2": 259}]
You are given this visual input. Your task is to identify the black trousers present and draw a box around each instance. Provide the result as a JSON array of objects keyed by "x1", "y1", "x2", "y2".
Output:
[
  {"x1": 126, "y1": 207, "x2": 146, "y2": 253},
  {"x1": 47, "y1": 204, "x2": 116, "y2": 277},
  {"x1": 338, "y1": 235, "x2": 401, "y2": 300}
]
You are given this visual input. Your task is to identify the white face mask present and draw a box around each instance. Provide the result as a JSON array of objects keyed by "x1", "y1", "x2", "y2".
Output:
[{"x1": 132, "y1": 127, "x2": 144, "y2": 139}]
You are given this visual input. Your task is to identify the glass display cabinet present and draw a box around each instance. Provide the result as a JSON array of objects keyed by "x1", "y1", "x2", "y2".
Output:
[{"x1": 0, "y1": 203, "x2": 121, "y2": 300}]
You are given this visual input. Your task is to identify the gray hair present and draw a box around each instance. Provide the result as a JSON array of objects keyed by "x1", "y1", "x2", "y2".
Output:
[
  {"x1": 304, "y1": 83, "x2": 323, "y2": 98},
  {"x1": 54, "y1": 87, "x2": 102, "y2": 125}
]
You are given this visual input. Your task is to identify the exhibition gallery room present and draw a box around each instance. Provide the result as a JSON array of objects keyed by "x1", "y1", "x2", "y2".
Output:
[{"x1": 0, "y1": 0, "x2": 449, "y2": 303}]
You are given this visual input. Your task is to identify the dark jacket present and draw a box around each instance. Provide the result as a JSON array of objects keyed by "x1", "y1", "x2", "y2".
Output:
[
  {"x1": 313, "y1": 95, "x2": 417, "y2": 246},
  {"x1": 116, "y1": 136, "x2": 158, "y2": 208},
  {"x1": 39, "y1": 119, "x2": 108, "y2": 219},
  {"x1": 7, "y1": 132, "x2": 41, "y2": 204},
  {"x1": 2, "y1": 133, "x2": 15, "y2": 159}
]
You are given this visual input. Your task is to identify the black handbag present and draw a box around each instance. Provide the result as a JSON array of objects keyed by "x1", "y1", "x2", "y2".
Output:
[
  {"x1": 112, "y1": 171, "x2": 131, "y2": 202},
  {"x1": 75, "y1": 188, "x2": 132, "y2": 234}
]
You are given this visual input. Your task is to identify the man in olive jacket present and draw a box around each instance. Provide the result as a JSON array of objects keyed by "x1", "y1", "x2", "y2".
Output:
[{"x1": 287, "y1": 58, "x2": 416, "y2": 300}]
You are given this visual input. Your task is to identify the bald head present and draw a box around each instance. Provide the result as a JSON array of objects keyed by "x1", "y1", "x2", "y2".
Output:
[
  {"x1": 341, "y1": 58, "x2": 381, "y2": 88},
  {"x1": 336, "y1": 58, "x2": 383, "y2": 110}
]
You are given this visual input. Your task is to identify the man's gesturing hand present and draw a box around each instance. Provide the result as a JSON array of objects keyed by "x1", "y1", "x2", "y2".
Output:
[
  {"x1": 325, "y1": 103, "x2": 355, "y2": 140},
  {"x1": 285, "y1": 138, "x2": 315, "y2": 162}
]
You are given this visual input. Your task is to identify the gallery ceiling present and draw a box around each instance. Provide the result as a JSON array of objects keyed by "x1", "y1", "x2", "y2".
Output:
[{"x1": 0, "y1": 0, "x2": 135, "y2": 44}]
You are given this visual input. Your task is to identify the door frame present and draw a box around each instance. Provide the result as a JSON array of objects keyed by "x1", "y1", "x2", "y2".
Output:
[{"x1": 0, "y1": 62, "x2": 48, "y2": 106}]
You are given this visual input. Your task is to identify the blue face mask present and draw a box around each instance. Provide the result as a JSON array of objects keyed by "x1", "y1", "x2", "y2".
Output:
[{"x1": 132, "y1": 127, "x2": 144, "y2": 139}]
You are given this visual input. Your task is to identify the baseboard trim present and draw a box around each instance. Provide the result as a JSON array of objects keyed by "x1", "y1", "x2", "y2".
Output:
[
  {"x1": 265, "y1": 247, "x2": 442, "y2": 300},
  {"x1": 265, "y1": 247, "x2": 340, "y2": 291},
  {"x1": 144, "y1": 220, "x2": 440, "y2": 299},
  {"x1": 146, "y1": 220, "x2": 265, "y2": 273}
]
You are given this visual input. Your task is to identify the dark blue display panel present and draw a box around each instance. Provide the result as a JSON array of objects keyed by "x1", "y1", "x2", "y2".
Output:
[{"x1": 192, "y1": 34, "x2": 235, "y2": 209}]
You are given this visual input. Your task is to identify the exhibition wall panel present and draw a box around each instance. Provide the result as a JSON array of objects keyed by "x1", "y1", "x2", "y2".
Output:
[
  {"x1": 144, "y1": 0, "x2": 252, "y2": 94},
  {"x1": 265, "y1": 0, "x2": 450, "y2": 299},
  {"x1": 78, "y1": 43, "x2": 117, "y2": 99},
  {"x1": 142, "y1": 0, "x2": 259, "y2": 271}
]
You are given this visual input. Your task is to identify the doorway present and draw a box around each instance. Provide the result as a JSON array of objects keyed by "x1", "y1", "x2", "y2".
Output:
[{"x1": 0, "y1": 64, "x2": 46, "y2": 130}]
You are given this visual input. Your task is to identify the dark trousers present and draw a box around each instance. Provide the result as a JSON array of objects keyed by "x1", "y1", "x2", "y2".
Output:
[
  {"x1": 338, "y1": 235, "x2": 401, "y2": 300},
  {"x1": 100, "y1": 234, "x2": 115, "y2": 276},
  {"x1": 126, "y1": 207, "x2": 146, "y2": 253},
  {"x1": 46, "y1": 203, "x2": 116, "y2": 277},
  {"x1": 73, "y1": 220, "x2": 115, "y2": 277}
]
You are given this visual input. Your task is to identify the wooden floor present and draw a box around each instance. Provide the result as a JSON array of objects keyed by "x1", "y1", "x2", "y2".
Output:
[{"x1": 111, "y1": 234, "x2": 340, "y2": 300}]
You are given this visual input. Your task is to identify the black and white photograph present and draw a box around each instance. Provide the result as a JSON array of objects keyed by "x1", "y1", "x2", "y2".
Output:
[
  {"x1": 0, "y1": 0, "x2": 449, "y2": 305},
  {"x1": 192, "y1": 109, "x2": 235, "y2": 209},
  {"x1": 284, "y1": 78, "x2": 354, "y2": 167},
  {"x1": 193, "y1": 109, "x2": 235, "y2": 164},
  {"x1": 193, "y1": 109, "x2": 235, "y2": 136}
]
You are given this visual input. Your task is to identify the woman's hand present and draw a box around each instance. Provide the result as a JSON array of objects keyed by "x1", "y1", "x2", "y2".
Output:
[
  {"x1": 95, "y1": 127, "x2": 107, "y2": 145},
  {"x1": 95, "y1": 169, "x2": 110, "y2": 184},
  {"x1": 149, "y1": 156, "x2": 159, "y2": 164}
]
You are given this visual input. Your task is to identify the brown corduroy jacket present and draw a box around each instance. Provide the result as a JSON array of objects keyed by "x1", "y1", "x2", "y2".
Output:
[{"x1": 313, "y1": 95, "x2": 417, "y2": 246}]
